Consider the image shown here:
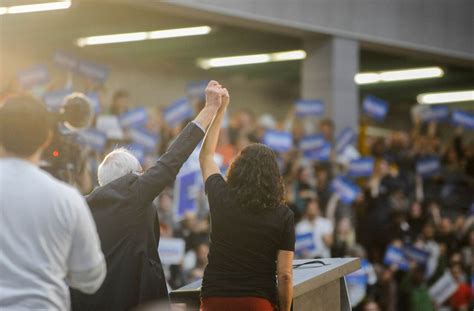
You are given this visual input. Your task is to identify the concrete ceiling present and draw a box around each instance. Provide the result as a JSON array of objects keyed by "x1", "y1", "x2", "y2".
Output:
[
  {"x1": 1, "y1": 1, "x2": 301, "y2": 77},
  {"x1": 1, "y1": 0, "x2": 473, "y2": 106}
]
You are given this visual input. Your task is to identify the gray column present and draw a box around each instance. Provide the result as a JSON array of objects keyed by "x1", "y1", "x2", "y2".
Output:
[{"x1": 301, "y1": 36, "x2": 359, "y2": 133}]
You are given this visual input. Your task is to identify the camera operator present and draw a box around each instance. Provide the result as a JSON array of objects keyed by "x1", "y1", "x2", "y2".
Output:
[
  {"x1": 0, "y1": 96, "x2": 106, "y2": 310},
  {"x1": 41, "y1": 93, "x2": 94, "y2": 193}
]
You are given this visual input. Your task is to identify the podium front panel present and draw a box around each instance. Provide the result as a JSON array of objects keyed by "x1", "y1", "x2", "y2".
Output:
[{"x1": 170, "y1": 258, "x2": 360, "y2": 311}]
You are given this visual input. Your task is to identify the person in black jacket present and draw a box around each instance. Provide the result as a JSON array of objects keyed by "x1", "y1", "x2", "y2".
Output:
[{"x1": 71, "y1": 81, "x2": 226, "y2": 311}]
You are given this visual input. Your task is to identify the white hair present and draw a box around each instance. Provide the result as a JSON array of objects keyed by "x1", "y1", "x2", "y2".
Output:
[{"x1": 98, "y1": 147, "x2": 142, "y2": 186}]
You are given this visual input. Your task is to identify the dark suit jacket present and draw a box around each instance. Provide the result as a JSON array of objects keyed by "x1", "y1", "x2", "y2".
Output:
[{"x1": 71, "y1": 123, "x2": 204, "y2": 311}]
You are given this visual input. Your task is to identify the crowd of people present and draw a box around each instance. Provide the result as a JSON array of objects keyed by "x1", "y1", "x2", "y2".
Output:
[
  {"x1": 1, "y1": 73, "x2": 473, "y2": 311},
  {"x1": 76, "y1": 87, "x2": 472, "y2": 311}
]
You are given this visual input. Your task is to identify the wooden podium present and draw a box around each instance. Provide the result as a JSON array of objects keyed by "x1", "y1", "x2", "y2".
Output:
[{"x1": 170, "y1": 258, "x2": 360, "y2": 311}]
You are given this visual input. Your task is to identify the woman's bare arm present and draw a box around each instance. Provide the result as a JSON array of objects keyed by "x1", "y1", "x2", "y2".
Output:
[
  {"x1": 277, "y1": 250, "x2": 294, "y2": 311},
  {"x1": 199, "y1": 88, "x2": 229, "y2": 182}
]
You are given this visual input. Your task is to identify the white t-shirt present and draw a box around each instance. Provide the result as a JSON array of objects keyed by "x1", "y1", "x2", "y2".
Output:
[
  {"x1": 0, "y1": 158, "x2": 105, "y2": 310},
  {"x1": 295, "y1": 217, "x2": 334, "y2": 258}
]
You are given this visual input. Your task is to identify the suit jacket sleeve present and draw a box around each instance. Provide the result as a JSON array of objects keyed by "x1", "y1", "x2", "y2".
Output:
[{"x1": 131, "y1": 122, "x2": 205, "y2": 203}]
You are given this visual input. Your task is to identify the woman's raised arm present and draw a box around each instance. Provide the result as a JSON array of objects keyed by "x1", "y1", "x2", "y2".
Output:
[{"x1": 199, "y1": 87, "x2": 230, "y2": 182}]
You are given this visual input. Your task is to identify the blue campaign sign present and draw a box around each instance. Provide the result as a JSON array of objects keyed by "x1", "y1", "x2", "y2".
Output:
[
  {"x1": 263, "y1": 130, "x2": 293, "y2": 153},
  {"x1": 363, "y1": 95, "x2": 389, "y2": 121},
  {"x1": 43, "y1": 88, "x2": 72, "y2": 111},
  {"x1": 127, "y1": 143, "x2": 146, "y2": 164},
  {"x1": 85, "y1": 92, "x2": 101, "y2": 114},
  {"x1": 295, "y1": 232, "x2": 316, "y2": 256},
  {"x1": 331, "y1": 176, "x2": 361, "y2": 205},
  {"x1": 53, "y1": 51, "x2": 78, "y2": 71},
  {"x1": 335, "y1": 127, "x2": 357, "y2": 154},
  {"x1": 158, "y1": 238, "x2": 186, "y2": 265},
  {"x1": 77, "y1": 129, "x2": 107, "y2": 152},
  {"x1": 348, "y1": 157, "x2": 374, "y2": 178},
  {"x1": 186, "y1": 80, "x2": 208, "y2": 99},
  {"x1": 295, "y1": 99, "x2": 325, "y2": 117},
  {"x1": 452, "y1": 110, "x2": 474, "y2": 130},
  {"x1": 383, "y1": 246, "x2": 409, "y2": 271},
  {"x1": 175, "y1": 170, "x2": 200, "y2": 219},
  {"x1": 119, "y1": 107, "x2": 148, "y2": 129},
  {"x1": 402, "y1": 245, "x2": 430, "y2": 265},
  {"x1": 304, "y1": 142, "x2": 332, "y2": 161},
  {"x1": 17, "y1": 65, "x2": 50, "y2": 88},
  {"x1": 416, "y1": 156, "x2": 440, "y2": 177},
  {"x1": 346, "y1": 259, "x2": 369, "y2": 285},
  {"x1": 128, "y1": 127, "x2": 159, "y2": 152},
  {"x1": 420, "y1": 105, "x2": 450, "y2": 122},
  {"x1": 299, "y1": 134, "x2": 327, "y2": 152},
  {"x1": 163, "y1": 97, "x2": 194, "y2": 127},
  {"x1": 77, "y1": 60, "x2": 109, "y2": 82}
]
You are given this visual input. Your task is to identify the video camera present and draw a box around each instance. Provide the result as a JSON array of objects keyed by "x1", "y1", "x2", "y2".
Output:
[{"x1": 41, "y1": 93, "x2": 94, "y2": 184}]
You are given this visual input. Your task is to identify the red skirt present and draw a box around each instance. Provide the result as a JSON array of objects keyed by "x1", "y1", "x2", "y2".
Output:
[{"x1": 200, "y1": 296, "x2": 277, "y2": 311}]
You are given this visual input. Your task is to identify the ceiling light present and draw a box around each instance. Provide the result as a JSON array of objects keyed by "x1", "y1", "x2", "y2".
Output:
[
  {"x1": 0, "y1": 1, "x2": 71, "y2": 15},
  {"x1": 77, "y1": 32, "x2": 148, "y2": 47},
  {"x1": 271, "y1": 50, "x2": 307, "y2": 62},
  {"x1": 76, "y1": 26, "x2": 211, "y2": 47},
  {"x1": 380, "y1": 67, "x2": 444, "y2": 81},
  {"x1": 199, "y1": 54, "x2": 270, "y2": 69},
  {"x1": 417, "y1": 90, "x2": 474, "y2": 105},
  {"x1": 197, "y1": 50, "x2": 306, "y2": 69},
  {"x1": 355, "y1": 67, "x2": 444, "y2": 85},
  {"x1": 354, "y1": 73, "x2": 381, "y2": 85},
  {"x1": 148, "y1": 26, "x2": 211, "y2": 39}
]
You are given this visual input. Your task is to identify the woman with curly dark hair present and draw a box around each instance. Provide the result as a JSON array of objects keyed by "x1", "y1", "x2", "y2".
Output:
[{"x1": 199, "y1": 87, "x2": 295, "y2": 311}]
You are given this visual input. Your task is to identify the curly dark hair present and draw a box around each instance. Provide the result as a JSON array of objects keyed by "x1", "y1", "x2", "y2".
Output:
[{"x1": 226, "y1": 143, "x2": 285, "y2": 210}]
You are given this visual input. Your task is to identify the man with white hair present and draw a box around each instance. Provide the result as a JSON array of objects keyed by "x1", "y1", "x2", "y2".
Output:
[
  {"x1": 97, "y1": 147, "x2": 142, "y2": 187},
  {"x1": 71, "y1": 81, "x2": 227, "y2": 311}
]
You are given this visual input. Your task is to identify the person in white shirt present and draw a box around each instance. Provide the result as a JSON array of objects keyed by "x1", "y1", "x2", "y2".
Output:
[
  {"x1": 295, "y1": 197, "x2": 334, "y2": 258},
  {"x1": 0, "y1": 96, "x2": 106, "y2": 310}
]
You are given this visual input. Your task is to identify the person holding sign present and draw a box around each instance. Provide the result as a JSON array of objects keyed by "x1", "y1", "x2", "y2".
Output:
[
  {"x1": 70, "y1": 81, "x2": 226, "y2": 311},
  {"x1": 199, "y1": 89, "x2": 295, "y2": 311},
  {"x1": 295, "y1": 198, "x2": 334, "y2": 259}
]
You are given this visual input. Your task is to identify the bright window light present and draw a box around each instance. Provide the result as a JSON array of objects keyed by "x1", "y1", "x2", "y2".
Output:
[
  {"x1": 355, "y1": 67, "x2": 444, "y2": 85},
  {"x1": 0, "y1": 1, "x2": 71, "y2": 15},
  {"x1": 197, "y1": 50, "x2": 306, "y2": 69},
  {"x1": 417, "y1": 90, "x2": 474, "y2": 105},
  {"x1": 76, "y1": 26, "x2": 212, "y2": 47}
]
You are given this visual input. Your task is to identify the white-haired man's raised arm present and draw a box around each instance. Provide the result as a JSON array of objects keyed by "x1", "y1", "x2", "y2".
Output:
[{"x1": 199, "y1": 87, "x2": 229, "y2": 182}]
